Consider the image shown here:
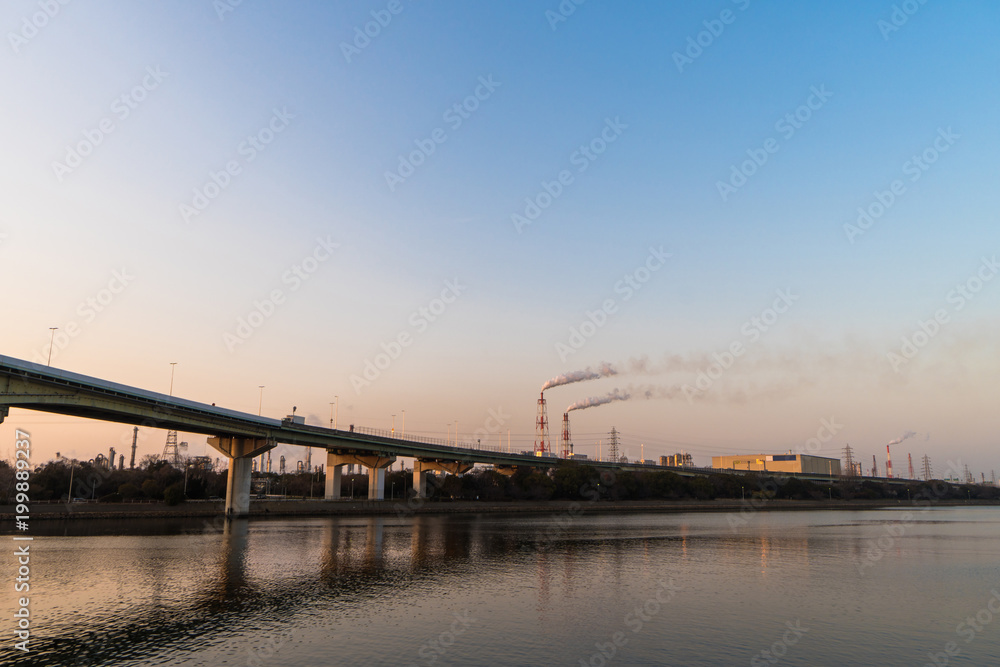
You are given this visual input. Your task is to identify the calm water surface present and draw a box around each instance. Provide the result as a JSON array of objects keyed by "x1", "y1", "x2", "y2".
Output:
[{"x1": 5, "y1": 507, "x2": 1000, "y2": 666}]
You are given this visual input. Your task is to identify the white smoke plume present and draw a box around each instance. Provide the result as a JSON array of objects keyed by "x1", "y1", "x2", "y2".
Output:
[
  {"x1": 887, "y1": 430, "x2": 916, "y2": 446},
  {"x1": 542, "y1": 362, "x2": 617, "y2": 391},
  {"x1": 566, "y1": 388, "x2": 630, "y2": 412}
]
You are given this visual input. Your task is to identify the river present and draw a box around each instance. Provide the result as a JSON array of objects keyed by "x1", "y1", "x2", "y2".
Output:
[{"x1": 4, "y1": 506, "x2": 1000, "y2": 666}]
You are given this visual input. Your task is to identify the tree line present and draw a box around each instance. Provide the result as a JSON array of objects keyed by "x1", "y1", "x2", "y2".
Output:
[{"x1": 2, "y1": 459, "x2": 997, "y2": 506}]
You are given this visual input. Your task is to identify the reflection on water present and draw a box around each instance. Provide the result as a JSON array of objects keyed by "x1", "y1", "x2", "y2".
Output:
[{"x1": 5, "y1": 508, "x2": 1000, "y2": 666}]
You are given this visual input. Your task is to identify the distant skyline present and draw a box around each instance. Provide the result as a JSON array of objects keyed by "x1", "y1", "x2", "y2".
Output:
[{"x1": 2, "y1": 1, "x2": 998, "y2": 477}]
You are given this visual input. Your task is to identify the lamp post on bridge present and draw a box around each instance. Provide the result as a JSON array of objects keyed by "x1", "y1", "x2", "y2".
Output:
[
  {"x1": 258, "y1": 385, "x2": 265, "y2": 475},
  {"x1": 391, "y1": 414, "x2": 396, "y2": 437},
  {"x1": 169, "y1": 363, "x2": 177, "y2": 396},
  {"x1": 46, "y1": 327, "x2": 58, "y2": 366},
  {"x1": 401, "y1": 410, "x2": 405, "y2": 439}
]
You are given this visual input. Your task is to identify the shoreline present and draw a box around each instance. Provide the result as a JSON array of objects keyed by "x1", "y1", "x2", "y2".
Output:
[{"x1": 3, "y1": 497, "x2": 997, "y2": 523}]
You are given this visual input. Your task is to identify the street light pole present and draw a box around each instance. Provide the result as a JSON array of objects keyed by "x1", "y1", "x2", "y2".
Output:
[
  {"x1": 401, "y1": 410, "x2": 405, "y2": 439},
  {"x1": 258, "y1": 386, "x2": 265, "y2": 473},
  {"x1": 169, "y1": 363, "x2": 178, "y2": 396},
  {"x1": 392, "y1": 414, "x2": 396, "y2": 436},
  {"x1": 46, "y1": 327, "x2": 58, "y2": 366},
  {"x1": 334, "y1": 396, "x2": 339, "y2": 429}
]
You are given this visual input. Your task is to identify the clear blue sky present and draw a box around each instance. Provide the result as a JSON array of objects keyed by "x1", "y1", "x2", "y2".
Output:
[{"x1": 2, "y1": 1, "x2": 998, "y2": 478}]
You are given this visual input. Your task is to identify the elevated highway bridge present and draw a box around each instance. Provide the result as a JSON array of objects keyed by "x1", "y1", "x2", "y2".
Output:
[{"x1": 0, "y1": 354, "x2": 855, "y2": 515}]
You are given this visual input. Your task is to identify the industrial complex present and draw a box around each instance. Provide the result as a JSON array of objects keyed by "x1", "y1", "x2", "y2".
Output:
[{"x1": 712, "y1": 454, "x2": 842, "y2": 476}]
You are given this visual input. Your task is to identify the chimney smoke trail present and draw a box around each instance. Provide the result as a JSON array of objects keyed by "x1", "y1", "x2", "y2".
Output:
[
  {"x1": 566, "y1": 388, "x2": 630, "y2": 412},
  {"x1": 542, "y1": 362, "x2": 617, "y2": 391},
  {"x1": 887, "y1": 430, "x2": 916, "y2": 446}
]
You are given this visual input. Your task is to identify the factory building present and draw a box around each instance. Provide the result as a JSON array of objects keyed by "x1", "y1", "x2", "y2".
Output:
[
  {"x1": 660, "y1": 453, "x2": 693, "y2": 467},
  {"x1": 712, "y1": 454, "x2": 841, "y2": 476}
]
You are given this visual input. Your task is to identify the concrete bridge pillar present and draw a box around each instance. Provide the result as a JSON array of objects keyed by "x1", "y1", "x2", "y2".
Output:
[
  {"x1": 325, "y1": 452, "x2": 396, "y2": 500},
  {"x1": 207, "y1": 436, "x2": 274, "y2": 516},
  {"x1": 413, "y1": 460, "x2": 474, "y2": 498},
  {"x1": 324, "y1": 456, "x2": 342, "y2": 499}
]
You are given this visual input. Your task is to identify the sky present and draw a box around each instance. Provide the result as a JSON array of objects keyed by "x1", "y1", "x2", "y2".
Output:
[{"x1": 1, "y1": 0, "x2": 998, "y2": 479}]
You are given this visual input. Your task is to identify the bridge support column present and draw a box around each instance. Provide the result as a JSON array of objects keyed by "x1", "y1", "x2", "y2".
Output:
[
  {"x1": 413, "y1": 460, "x2": 474, "y2": 498},
  {"x1": 325, "y1": 452, "x2": 396, "y2": 500},
  {"x1": 324, "y1": 455, "x2": 342, "y2": 500},
  {"x1": 226, "y1": 457, "x2": 253, "y2": 516},
  {"x1": 369, "y1": 467, "x2": 386, "y2": 500},
  {"x1": 207, "y1": 436, "x2": 274, "y2": 517}
]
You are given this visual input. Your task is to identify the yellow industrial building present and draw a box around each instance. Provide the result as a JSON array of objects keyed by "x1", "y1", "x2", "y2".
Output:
[{"x1": 712, "y1": 453, "x2": 841, "y2": 476}]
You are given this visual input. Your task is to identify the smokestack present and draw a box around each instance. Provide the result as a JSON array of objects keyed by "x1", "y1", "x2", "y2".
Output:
[
  {"x1": 130, "y1": 427, "x2": 138, "y2": 469},
  {"x1": 885, "y1": 432, "x2": 915, "y2": 479},
  {"x1": 535, "y1": 392, "x2": 550, "y2": 456},
  {"x1": 561, "y1": 412, "x2": 573, "y2": 459}
]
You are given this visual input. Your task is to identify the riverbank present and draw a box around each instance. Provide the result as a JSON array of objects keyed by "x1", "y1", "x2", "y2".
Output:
[{"x1": 3, "y1": 497, "x2": 997, "y2": 523}]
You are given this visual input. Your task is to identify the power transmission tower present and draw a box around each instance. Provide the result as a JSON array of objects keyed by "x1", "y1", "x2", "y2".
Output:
[
  {"x1": 161, "y1": 431, "x2": 179, "y2": 465},
  {"x1": 842, "y1": 445, "x2": 855, "y2": 477},
  {"x1": 608, "y1": 427, "x2": 621, "y2": 463},
  {"x1": 921, "y1": 455, "x2": 932, "y2": 481}
]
